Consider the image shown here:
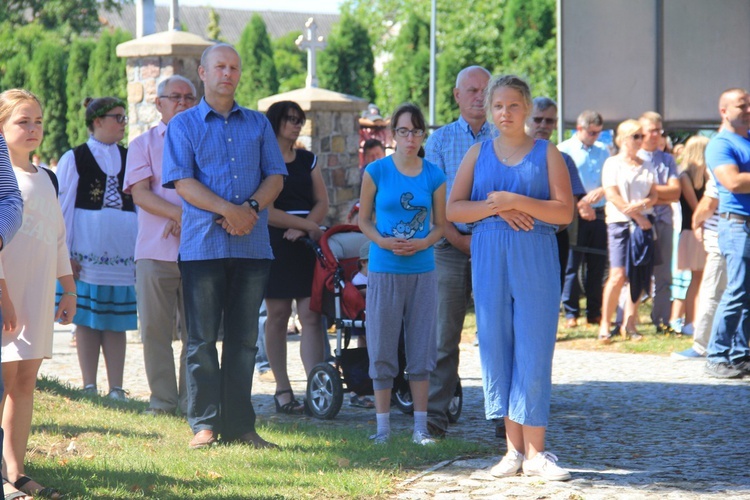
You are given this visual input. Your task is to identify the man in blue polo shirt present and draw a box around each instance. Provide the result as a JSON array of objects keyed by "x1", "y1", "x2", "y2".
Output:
[
  {"x1": 163, "y1": 43, "x2": 287, "y2": 448},
  {"x1": 559, "y1": 110, "x2": 610, "y2": 327},
  {"x1": 424, "y1": 65, "x2": 496, "y2": 437},
  {"x1": 704, "y1": 88, "x2": 750, "y2": 379}
]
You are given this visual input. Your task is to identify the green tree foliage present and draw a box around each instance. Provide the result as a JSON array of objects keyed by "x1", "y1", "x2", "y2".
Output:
[
  {"x1": 273, "y1": 31, "x2": 306, "y2": 93},
  {"x1": 1, "y1": 55, "x2": 29, "y2": 91},
  {"x1": 66, "y1": 38, "x2": 96, "y2": 146},
  {"x1": 0, "y1": 0, "x2": 124, "y2": 38},
  {"x1": 318, "y1": 11, "x2": 375, "y2": 101},
  {"x1": 236, "y1": 14, "x2": 279, "y2": 109},
  {"x1": 28, "y1": 42, "x2": 69, "y2": 161},
  {"x1": 377, "y1": 11, "x2": 430, "y2": 116},
  {"x1": 206, "y1": 8, "x2": 223, "y2": 41},
  {"x1": 86, "y1": 29, "x2": 131, "y2": 100}
]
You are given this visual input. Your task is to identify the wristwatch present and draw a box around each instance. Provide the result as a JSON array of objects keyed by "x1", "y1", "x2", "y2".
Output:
[{"x1": 247, "y1": 198, "x2": 260, "y2": 213}]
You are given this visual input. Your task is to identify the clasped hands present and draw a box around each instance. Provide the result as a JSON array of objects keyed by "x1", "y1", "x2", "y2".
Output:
[
  {"x1": 379, "y1": 236, "x2": 427, "y2": 256},
  {"x1": 487, "y1": 190, "x2": 534, "y2": 231},
  {"x1": 215, "y1": 202, "x2": 259, "y2": 236}
]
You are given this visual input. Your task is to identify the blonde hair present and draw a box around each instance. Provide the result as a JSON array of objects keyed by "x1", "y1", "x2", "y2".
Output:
[
  {"x1": 614, "y1": 119, "x2": 641, "y2": 148},
  {"x1": 485, "y1": 74, "x2": 532, "y2": 118},
  {"x1": 639, "y1": 111, "x2": 663, "y2": 126},
  {"x1": 680, "y1": 135, "x2": 710, "y2": 189},
  {"x1": 0, "y1": 89, "x2": 42, "y2": 127}
]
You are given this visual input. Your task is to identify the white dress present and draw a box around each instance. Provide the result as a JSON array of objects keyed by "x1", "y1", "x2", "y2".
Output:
[{"x1": 1, "y1": 167, "x2": 72, "y2": 361}]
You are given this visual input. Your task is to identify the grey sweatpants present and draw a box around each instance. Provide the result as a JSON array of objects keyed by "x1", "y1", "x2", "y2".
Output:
[{"x1": 366, "y1": 271, "x2": 438, "y2": 391}]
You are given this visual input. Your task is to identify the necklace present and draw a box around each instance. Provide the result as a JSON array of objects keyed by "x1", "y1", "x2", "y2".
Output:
[{"x1": 496, "y1": 140, "x2": 526, "y2": 163}]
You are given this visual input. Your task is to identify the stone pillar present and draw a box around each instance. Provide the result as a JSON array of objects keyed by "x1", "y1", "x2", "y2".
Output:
[
  {"x1": 259, "y1": 88, "x2": 368, "y2": 225},
  {"x1": 116, "y1": 31, "x2": 212, "y2": 142}
]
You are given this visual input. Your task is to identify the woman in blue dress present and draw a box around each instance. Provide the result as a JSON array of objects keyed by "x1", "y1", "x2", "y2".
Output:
[{"x1": 447, "y1": 75, "x2": 574, "y2": 480}]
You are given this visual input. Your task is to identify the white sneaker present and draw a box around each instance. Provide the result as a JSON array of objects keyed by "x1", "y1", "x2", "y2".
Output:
[
  {"x1": 412, "y1": 430, "x2": 436, "y2": 446},
  {"x1": 522, "y1": 451, "x2": 571, "y2": 481},
  {"x1": 489, "y1": 449, "x2": 524, "y2": 477},
  {"x1": 369, "y1": 433, "x2": 390, "y2": 445}
]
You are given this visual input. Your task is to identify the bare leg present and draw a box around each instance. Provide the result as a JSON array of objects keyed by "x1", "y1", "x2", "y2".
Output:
[
  {"x1": 75, "y1": 324, "x2": 102, "y2": 387},
  {"x1": 3, "y1": 359, "x2": 47, "y2": 491},
  {"x1": 409, "y1": 379, "x2": 429, "y2": 413},
  {"x1": 296, "y1": 297, "x2": 324, "y2": 377},
  {"x1": 101, "y1": 330, "x2": 126, "y2": 391},
  {"x1": 522, "y1": 425, "x2": 546, "y2": 459},
  {"x1": 599, "y1": 268, "x2": 626, "y2": 338},
  {"x1": 505, "y1": 418, "x2": 524, "y2": 454},
  {"x1": 265, "y1": 298, "x2": 294, "y2": 406},
  {"x1": 685, "y1": 270, "x2": 703, "y2": 325}
]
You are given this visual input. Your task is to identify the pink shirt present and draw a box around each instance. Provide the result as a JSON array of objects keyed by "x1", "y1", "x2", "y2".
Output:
[{"x1": 124, "y1": 121, "x2": 181, "y2": 262}]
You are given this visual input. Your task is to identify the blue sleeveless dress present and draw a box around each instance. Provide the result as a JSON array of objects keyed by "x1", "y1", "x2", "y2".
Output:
[{"x1": 470, "y1": 139, "x2": 560, "y2": 427}]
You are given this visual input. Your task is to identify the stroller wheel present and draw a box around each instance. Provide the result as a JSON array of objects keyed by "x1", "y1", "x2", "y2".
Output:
[
  {"x1": 392, "y1": 379, "x2": 413, "y2": 415},
  {"x1": 306, "y1": 363, "x2": 344, "y2": 420},
  {"x1": 447, "y1": 378, "x2": 463, "y2": 423}
]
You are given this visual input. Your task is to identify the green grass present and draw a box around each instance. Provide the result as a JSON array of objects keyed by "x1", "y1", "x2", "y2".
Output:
[{"x1": 27, "y1": 377, "x2": 489, "y2": 499}]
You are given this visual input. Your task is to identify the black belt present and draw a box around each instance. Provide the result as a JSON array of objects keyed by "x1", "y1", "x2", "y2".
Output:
[{"x1": 720, "y1": 212, "x2": 750, "y2": 222}]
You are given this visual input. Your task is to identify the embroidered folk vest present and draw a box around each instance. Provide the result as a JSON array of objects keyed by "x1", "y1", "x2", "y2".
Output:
[{"x1": 72, "y1": 144, "x2": 135, "y2": 212}]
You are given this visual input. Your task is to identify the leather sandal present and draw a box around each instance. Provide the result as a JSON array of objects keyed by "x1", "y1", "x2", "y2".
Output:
[
  {"x1": 274, "y1": 389, "x2": 305, "y2": 414},
  {"x1": 13, "y1": 475, "x2": 61, "y2": 499},
  {"x1": 2, "y1": 478, "x2": 29, "y2": 500}
]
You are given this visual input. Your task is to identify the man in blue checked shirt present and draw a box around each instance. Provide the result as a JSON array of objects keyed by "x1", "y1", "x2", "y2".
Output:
[
  {"x1": 424, "y1": 65, "x2": 497, "y2": 438},
  {"x1": 163, "y1": 43, "x2": 287, "y2": 450}
]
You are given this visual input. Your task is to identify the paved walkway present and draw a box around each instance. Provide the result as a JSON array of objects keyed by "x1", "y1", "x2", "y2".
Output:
[{"x1": 40, "y1": 326, "x2": 750, "y2": 499}]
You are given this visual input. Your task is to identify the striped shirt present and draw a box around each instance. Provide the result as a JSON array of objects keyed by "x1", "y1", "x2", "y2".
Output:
[
  {"x1": 425, "y1": 116, "x2": 497, "y2": 234},
  {"x1": 0, "y1": 135, "x2": 23, "y2": 251},
  {"x1": 162, "y1": 98, "x2": 287, "y2": 261}
]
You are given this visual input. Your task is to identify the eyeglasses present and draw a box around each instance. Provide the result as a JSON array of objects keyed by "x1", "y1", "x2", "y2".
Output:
[
  {"x1": 661, "y1": 130, "x2": 668, "y2": 137},
  {"x1": 532, "y1": 117, "x2": 556, "y2": 125},
  {"x1": 631, "y1": 134, "x2": 645, "y2": 140},
  {"x1": 284, "y1": 115, "x2": 305, "y2": 126},
  {"x1": 102, "y1": 114, "x2": 128, "y2": 124},
  {"x1": 159, "y1": 94, "x2": 197, "y2": 104},
  {"x1": 585, "y1": 128, "x2": 602, "y2": 137},
  {"x1": 395, "y1": 128, "x2": 425, "y2": 138}
]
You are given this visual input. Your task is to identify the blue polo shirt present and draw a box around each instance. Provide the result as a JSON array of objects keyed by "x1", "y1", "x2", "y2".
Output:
[
  {"x1": 425, "y1": 116, "x2": 497, "y2": 233},
  {"x1": 558, "y1": 136, "x2": 609, "y2": 208},
  {"x1": 706, "y1": 129, "x2": 750, "y2": 216},
  {"x1": 162, "y1": 98, "x2": 287, "y2": 261}
]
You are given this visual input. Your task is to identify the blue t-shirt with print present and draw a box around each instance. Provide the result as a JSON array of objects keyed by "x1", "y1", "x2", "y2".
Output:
[
  {"x1": 366, "y1": 156, "x2": 446, "y2": 274},
  {"x1": 706, "y1": 129, "x2": 750, "y2": 216}
]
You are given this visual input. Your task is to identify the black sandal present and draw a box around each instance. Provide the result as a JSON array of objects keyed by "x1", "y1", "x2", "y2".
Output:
[
  {"x1": 274, "y1": 389, "x2": 305, "y2": 414},
  {"x1": 13, "y1": 475, "x2": 62, "y2": 499},
  {"x1": 2, "y1": 478, "x2": 28, "y2": 500}
]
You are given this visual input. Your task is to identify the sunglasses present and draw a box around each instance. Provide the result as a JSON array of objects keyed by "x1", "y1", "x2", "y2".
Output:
[
  {"x1": 284, "y1": 115, "x2": 305, "y2": 126},
  {"x1": 631, "y1": 134, "x2": 644, "y2": 140},
  {"x1": 532, "y1": 117, "x2": 556, "y2": 125},
  {"x1": 159, "y1": 94, "x2": 197, "y2": 104},
  {"x1": 102, "y1": 114, "x2": 128, "y2": 124},
  {"x1": 395, "y1": 128, "x2": 425, "y2": 138},
  {"x1": 585, "y1": 129, "x2": 602, "y2": 136}
]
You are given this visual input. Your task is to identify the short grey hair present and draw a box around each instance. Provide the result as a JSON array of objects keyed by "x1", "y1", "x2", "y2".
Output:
[
  {"x1": 157, "y1": 75, "x2": 197, "y2": 97},
  {"x1": 532, "y1": 96, "x2": 557, "y2": 113},
  {"x1": 455, "y1": 66, "x2": 491, "y2": 88}
]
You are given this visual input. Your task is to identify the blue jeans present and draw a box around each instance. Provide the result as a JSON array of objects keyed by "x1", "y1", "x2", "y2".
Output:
[
  {"x1": 707, "y1": 218, "x2": 750, "y2": 364},
  {"x1": 179, "y1": 258, "x2": 271, "y2": 439}
]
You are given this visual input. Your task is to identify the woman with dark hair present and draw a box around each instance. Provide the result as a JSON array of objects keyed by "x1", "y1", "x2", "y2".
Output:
[
  {"x1": 263, "y1": 100, "x2": 329, "y2": 414},
  {"x1": 358, "y1": 103, "x2": 446, "y2": 445},
  {"x1": 56, "y1": 97, "x2": 137, "y2": 401}
]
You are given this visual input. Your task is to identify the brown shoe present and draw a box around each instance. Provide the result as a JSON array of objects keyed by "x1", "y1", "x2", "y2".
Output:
[
  {"x1": 565, "y1": 318, "x2": 578, "y2": 328},
  {"x1": 233, "y1": 432, "x2": 279, "y2": 449},
  {"x1": 189, "y1": 429, "x2": 217, "y2": 449}
]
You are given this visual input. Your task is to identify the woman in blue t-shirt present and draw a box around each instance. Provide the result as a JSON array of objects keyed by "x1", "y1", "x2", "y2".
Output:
[{"x1": 358, "y1": 103, "x2": 446, "y2": 445}]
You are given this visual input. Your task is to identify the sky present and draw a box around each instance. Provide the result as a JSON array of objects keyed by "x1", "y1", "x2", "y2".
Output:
[{"x1": 155, "y1": 0, "x2": 344, "y2": 14}]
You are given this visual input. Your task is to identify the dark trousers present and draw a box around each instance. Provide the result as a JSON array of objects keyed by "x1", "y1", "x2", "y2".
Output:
[
  {"x1": 561, "y1": 217, "x2": 607, "y2": 321},
  {"x1": 179, "y1": 258, "x2": 270, "y2": 440}
]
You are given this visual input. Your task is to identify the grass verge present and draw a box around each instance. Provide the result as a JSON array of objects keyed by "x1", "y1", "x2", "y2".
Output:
[{"x1": 28, "y1": 377, "x2": 490, "y2": 499}]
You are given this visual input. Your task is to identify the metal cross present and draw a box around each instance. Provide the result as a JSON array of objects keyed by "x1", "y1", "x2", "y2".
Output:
[{"x1": 295, "y1": 18, "x2": 327, "y2": 88}]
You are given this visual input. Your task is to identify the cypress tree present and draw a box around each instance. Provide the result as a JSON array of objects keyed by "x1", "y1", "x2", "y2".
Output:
[
  {"x1": 236, "y1": 14, "x2": 278, "y2": 109},
  {"x1": 66, "y1": 38, "x2": 96, "y2": 147},
  {"x1": 86, "y1": 29, "x2": 131, "y2": 100},
  {"x1": 318, "y1": 12, "x2": 375, "y2": 101},
  {"x1": 29, "y1": 41, "x2": 69, "y2": 162}
]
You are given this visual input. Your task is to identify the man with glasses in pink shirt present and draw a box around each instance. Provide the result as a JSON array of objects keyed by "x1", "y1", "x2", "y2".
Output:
[{"x1": 124, "y1": 75, "x2": 198, "y2": 416}]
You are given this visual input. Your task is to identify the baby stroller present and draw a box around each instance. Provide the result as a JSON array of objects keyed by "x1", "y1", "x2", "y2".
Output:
[{"x1": 305, "y1": 225, "x2": 463, "y2": 421}]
